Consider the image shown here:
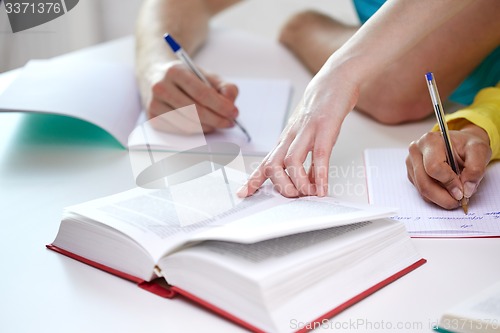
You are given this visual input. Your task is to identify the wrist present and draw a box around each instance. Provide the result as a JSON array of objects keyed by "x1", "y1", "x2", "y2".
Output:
[
  {"x1": 460, "y1": 122, "x2": 490, "y2": 146},
  {"x1": 306, "y1": 58, "x2": 361, "y2": 103}
]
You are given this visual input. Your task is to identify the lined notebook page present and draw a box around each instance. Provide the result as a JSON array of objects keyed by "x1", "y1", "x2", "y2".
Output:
[{"x1": 365, "y1": 148, "x2": 500, "y2": 237}]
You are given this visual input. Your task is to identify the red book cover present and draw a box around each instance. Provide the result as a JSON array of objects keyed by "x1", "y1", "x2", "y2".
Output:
[
  {"x1": 47, "y1": 244, "x2": 426, "y2": 333},
  {"x1": 46, "y1": 244, "x2": 176, "y2": 298}
]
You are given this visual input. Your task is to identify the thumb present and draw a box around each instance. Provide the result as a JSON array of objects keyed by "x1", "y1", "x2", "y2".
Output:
[
  {"x1": 459, "y1": 140, "x2": 491, "y2": 199},
  {"x1": 423, "y1": 157, "x2": 464, "y2": 201},
  {"x1": 460, "y1": 163, "x2": 487, "y2": 199},
  {"x1": 441, "y1": 168, "x2": 465, "y2": 201}
]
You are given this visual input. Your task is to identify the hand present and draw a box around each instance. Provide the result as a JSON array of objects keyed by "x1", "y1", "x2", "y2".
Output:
[
  {"x1": 406, "y1": 123, "x2": 492, "y2": 209},
  {"x1": 145, "y1": 61, "x2": 239, "y2": 134},
  {"x1": 238, "y1": 68, "x2": 359, "y2": 198}
]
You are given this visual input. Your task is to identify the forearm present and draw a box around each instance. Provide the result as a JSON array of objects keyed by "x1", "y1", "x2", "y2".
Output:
[
  {"x1": 135, "y1": 0, "x2": 239, "y2": 103},
  {"x1": 136, "y1": 0, "x2": 210, "y2": 67},
  {"x1": 317, "y1": 0, "x2": 475, "y2": 86}
]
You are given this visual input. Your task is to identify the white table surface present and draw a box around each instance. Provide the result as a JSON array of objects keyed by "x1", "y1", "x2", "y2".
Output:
[{"x1": 1, "y1": 2, "x2": 499, "y2": 332}]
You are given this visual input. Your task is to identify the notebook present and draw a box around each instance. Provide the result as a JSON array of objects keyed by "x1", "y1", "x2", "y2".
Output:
[
  {"x1": 364, "y1": 148, "x2": 500, "y2": 237},
  {"x1": 0, "y1": 59, "x2": 291, "y2": 155}
]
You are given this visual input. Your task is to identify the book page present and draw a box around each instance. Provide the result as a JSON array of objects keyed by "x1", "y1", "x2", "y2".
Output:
[
  {"x1": 438, "y1": 281, "x2": 500, "y2": 332},
  {"x1": 67, "y1": 173, "x2": 277, "y2": 261},
  {"x1": 67, "y1": 174, "x2": 395, "y2": 261},
  {"x1": 160, "y1": 218, "x2": 420, "y2": 332},
  {"x1": 365, "y1": 148, "x2": 500, "y2": 237},
  {"x1": 189, "y1": 194, "x2": 396, "y2": 244},
  {"x1": 188, "y1": 221, "x2": 377, "y2": 265}
]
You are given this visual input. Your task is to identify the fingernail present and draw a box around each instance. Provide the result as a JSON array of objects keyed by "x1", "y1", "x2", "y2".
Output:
[
  {"x1": 236, "y1": 184, "x2": 248, "y2": 198},
  {"x1": 317, "y1": 185, "x2": 327, "y2": 197},
  {"x1": 450, "y1": 187, "x2": 463, "y2": 201},
  {"x1": 464, "y1": 182, "x2": 477, "y2": 198},
  {"x1": 315, "y1": 184, "x2": 322, "y2": 197}
]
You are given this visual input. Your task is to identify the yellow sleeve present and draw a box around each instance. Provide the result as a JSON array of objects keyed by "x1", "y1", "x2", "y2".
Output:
[{"x1": 432, "y1": 82, "x2": 500, "y2": 160}]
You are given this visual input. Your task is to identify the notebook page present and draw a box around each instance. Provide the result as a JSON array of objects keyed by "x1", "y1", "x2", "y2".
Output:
[
  {"x1": 128, "y1": 78, "x2": 292, "y2": 156},
  {"x1": 365, "y1": 148, "x2": 500, "y2": 237},
  {"x1": 0, "y1": 59, "x2": 141, "y2": 146}
]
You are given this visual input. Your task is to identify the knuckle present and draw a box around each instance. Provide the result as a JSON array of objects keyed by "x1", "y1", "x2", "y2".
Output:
[
  {"x1": 147, "y1": 99, "x2": 163, "y2": 119},
  {"x1": 424, "y1": 160, "x2": 443, "y2": 177},
  {"x1": 151, "y1": 82, "x2": 165, "y2": 97},
  {"x1": 313, "y1": 147, "x2": 329, "y2": 160},
  {"x1": 263, "y1": 160, "x2": 279, "y2": 177},
  {"x1": 420, "y1": 131, "x2": 436, "y2": 142},
  {"x1": 465, "y1": 165, "x2": 484, "y2": 179},
  {"x1": 417, "y1": 132, "x2": 439, "y2": 148},
  {"x1": 164, "y1": 63, "x2": 181, "y2": 77},
  {"x1": 442, "y1": 177, "x2": 456, "y2": 188},
  {"x1": 473, "y1": 140, "x2": 492, "y2": 158},
  {"x1": 249, "y1": 167, "x2": 265, "y2": 182},
  {"x1": 283, "y1": 154, "x2": 299, "y2": 167},
  {"x1": 230, "y1": 84, "x2": 239, "y2": 97},
  {"x1": 408, "y1": 141, "x2": 419, "y2": 154}
]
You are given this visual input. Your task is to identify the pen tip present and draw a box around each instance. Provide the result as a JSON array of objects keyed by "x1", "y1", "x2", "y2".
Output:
[
  {"x1": 461, "y1": 197, "x2": 469, "y2": 215},
  {"x1": 234, "y1": 120, "x2": 251, "y2": 142}
]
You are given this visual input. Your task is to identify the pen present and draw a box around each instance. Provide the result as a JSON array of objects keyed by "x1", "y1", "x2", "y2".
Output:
[
  {"x1": 163, "y1": 33, "x2": 251, "y2": 142},
  {"x1": 425, "y1": 72, "x2": 468, "y2": 214}
]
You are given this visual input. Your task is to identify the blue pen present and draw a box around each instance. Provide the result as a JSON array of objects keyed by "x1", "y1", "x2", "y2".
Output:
[
  {"x1": 425, "y1": 72, "x2": 468, "y2": 214},
  {"x1": 164, "y1": 33, "x2": 251, "y2": 142}
]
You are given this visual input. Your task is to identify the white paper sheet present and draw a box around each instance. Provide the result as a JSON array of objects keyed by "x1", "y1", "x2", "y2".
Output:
[{"x1": 365, "y1": 148, "x2": 500, "y2": 237}]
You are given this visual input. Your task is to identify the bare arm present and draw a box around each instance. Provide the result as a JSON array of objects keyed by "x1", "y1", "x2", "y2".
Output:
[
  {"x1": 135, "y1": 0, "x2": 241, "y2": 133},
  {"x1": 323, "y1": 0, "x2": 476, "y2": 84},
  {"x1": 240, "y1": 0, "x2": 477, "y2": 198}
]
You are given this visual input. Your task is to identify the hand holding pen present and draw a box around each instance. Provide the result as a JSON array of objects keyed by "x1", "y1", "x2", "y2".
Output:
[
  {"x1": 426, "y1": 72, "x2": 469, "y2": 213},
  {"x1": 163, "y1": 34, "x2": 250, "y2": 141},
  {"x1": 405, "y1": 73, "x2": 492, "y2": 213},
  {"x1": 139, "y1": 33, "x2": 242, "y2": 135}
]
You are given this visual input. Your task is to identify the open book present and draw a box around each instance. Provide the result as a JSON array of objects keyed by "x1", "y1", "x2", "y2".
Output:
[
  {"x1": 434, "y1": 281, "x2": 500, "y2": 333},
  {"x1": 48, "y1": 171, "x2": 425, "y2": 333},
  {"x1": 0, "y1": 58, "x2": 291, "y2": 155},
  {"x1": 365, "y1": 148, "x2": 500, "y2": 238}
]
